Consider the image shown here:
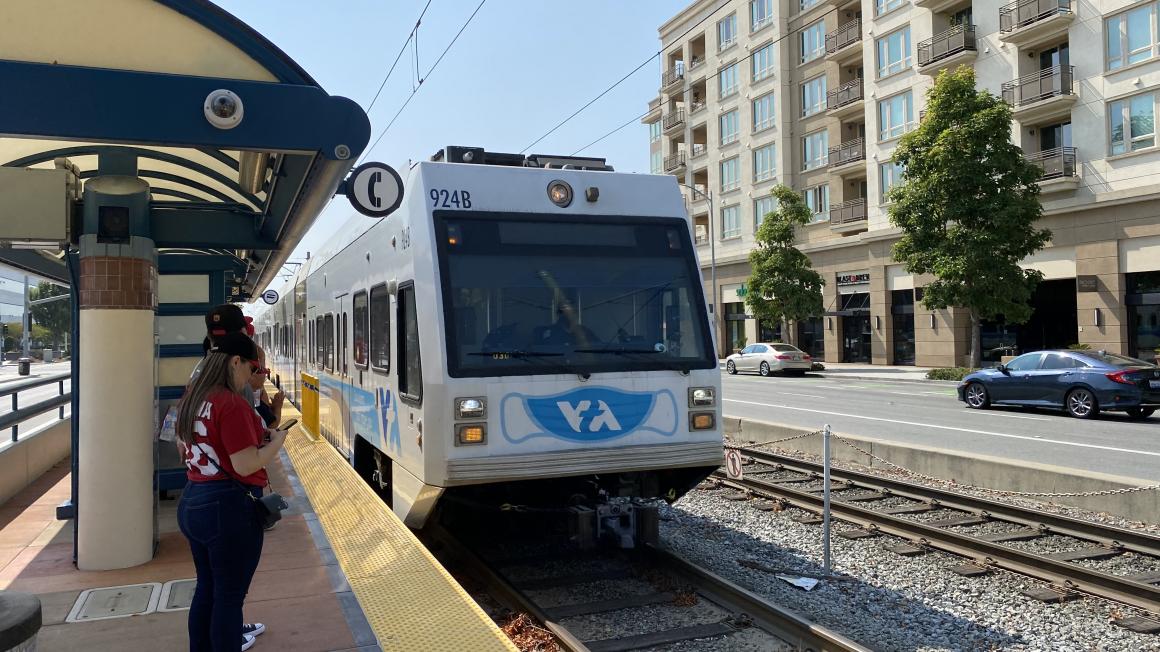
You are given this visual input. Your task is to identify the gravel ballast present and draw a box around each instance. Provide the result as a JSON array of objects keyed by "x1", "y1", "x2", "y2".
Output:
[{"x1": 661, "y1": 490, "x2": 1160, "y2": 651}]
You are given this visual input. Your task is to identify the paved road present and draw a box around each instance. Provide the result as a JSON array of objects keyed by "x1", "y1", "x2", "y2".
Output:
[
  {"x1": 0, "y1": 365, "x2": 72, "y2": 448},
  {"x1": 722, "y1": 372, "x2": 1160, "y2": 481}
]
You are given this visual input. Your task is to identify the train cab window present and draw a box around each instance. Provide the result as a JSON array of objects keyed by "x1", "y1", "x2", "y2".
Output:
[
  {"x1": 398, "y1": 284, "x2": 422, "y2": 402},
  {"x1": 369, "y1": 284, "x2": 390, "y2": 371},
  {"x1": 353, "y1": 291, "x2": 369, "y2": 367},
  {"x1": 323, "y1": 313, "x2": 334, "y2": 371}
]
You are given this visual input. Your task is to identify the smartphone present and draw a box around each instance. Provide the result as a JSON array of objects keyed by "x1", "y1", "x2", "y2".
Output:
[{"x1": 277, "y1": 418, "x2": 298, "y2": 431}]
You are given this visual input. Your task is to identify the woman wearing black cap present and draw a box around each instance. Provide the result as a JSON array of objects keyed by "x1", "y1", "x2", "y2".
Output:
[{"x1": 175, "y1": 332, "x2": 287, "y2": 651}]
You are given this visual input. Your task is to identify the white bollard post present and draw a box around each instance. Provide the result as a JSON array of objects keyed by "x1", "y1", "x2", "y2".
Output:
[{"x1": 822, "y1": 423, "x2": 832, "y2": 576}]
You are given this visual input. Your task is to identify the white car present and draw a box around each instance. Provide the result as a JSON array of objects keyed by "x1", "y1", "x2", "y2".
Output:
[{"x1": 725, "y1": 343, "x2": 812, "y2": 376}]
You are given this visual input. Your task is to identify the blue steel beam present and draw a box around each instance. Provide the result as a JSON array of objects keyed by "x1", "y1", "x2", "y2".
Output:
[
  {"x1": 151, "y1": 207, "x2": 275, "y2": 249},
  {"x1": 0, "y1": 60, "x2": 369, "y2": 161}
]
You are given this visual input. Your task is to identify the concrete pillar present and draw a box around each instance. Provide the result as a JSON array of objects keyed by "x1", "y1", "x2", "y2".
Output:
[
  {"x1": 76, "y1": 174, "x2": 157, "y2": 570},
  {"x1": 822, "y1": 274, "x2": 840, "y2": 363},
  {"x1": 869, "y1": 264, "x2": 889, "y2": 364},
  {"x1": 1075, "y1": 241, "x2": 1127, "y2": 354}
]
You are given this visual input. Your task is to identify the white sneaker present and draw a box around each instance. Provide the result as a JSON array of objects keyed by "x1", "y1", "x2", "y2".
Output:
[
  {"x1": 241, "y1": 633, "x2": 256, "y2": 651},
  {"x1": 243, "y1": 623, "x2": 266, "y2": 637}
]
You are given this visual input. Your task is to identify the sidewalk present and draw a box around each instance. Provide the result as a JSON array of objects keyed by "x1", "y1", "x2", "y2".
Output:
[{"x1": 0, "y1": 361, "x2": 72, "y2": 387}]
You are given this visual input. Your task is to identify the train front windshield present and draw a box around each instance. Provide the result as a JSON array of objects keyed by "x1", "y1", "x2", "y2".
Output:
[{"x1": 435, "y1": 213, "x2": 716, "y2": 378}]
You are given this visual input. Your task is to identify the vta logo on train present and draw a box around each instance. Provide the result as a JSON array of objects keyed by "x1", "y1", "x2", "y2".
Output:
[{"x1": 500, "y1": 386, "x2": 679, "y2": 444}]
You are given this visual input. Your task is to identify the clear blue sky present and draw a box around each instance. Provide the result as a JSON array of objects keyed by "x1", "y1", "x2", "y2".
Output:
[{"x1": 215, "y1": 0, "x2": 689, "y2": 285}]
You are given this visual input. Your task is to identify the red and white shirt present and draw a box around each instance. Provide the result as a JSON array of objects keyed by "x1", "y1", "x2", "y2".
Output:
[{"x1": 180, "y1": 388, "x2": 268, "y2": 487}]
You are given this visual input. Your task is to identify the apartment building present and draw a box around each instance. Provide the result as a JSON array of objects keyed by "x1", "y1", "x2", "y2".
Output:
[{"x1": 646, "y1": 0, "x2": 1160, "y2": 367}]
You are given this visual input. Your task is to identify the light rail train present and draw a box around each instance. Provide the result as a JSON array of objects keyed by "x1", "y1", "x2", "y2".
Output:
[{"x1": 250, "y1": 146, "x2": 722, "y2": 546}]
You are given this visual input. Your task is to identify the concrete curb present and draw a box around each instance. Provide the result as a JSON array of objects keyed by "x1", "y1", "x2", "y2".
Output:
[
  {"x1": 724, "y1": 417, "x2": 1160, "y2": 525},
  {"x1": 815, "y1": 373, "x2": 960, "y2": 387}
]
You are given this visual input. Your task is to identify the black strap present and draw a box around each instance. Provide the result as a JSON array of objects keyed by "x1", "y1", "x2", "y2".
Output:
[{"x1": 199, "y1": 442, "x2": 267, "y2": 498}]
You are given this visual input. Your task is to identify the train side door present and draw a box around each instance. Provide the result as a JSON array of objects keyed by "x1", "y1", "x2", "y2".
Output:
[{"x1": 339, "y1": 293, "x2": 354, "y2": 457}]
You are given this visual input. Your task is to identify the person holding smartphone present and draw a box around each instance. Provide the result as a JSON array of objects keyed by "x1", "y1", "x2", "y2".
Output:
[
  {"x1": 248, "y1": 346, "x2": 284, "y2": 429},
  {"x1": 175, "y1": 332, "x2": 289, "y2": 652}
]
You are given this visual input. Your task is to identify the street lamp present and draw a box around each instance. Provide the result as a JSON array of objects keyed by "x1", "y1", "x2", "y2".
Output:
[{"x1": 677, "y1": 182, "x2": 716, "y2": 349}]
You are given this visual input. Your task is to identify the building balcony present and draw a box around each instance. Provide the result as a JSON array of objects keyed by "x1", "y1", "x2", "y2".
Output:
[
  {"x1": 663, "y1": 109, "x2": 685, "y2": 133},
  {"x1": 918, "y1": 25, "x2": 977, "y2": 75},
  {"x1": 1002, "y1": 65, "x2": 1076, "y2": 124},
  {"x1": 664, "y1": 152, "x2": 686, "y2": 173},
  {"x1": 830, "y1": 198, "x2": 868, "y2": 233},
  {"x1": 690, "y1": 142, "x2": 708, "y2": 158},
  {"x1": 999, "y1": 0, "x2": 1074, "y2": 47},
  {"x1": 689, "y1": 56, "x2": 706, "y2": 72},
  {"x1": 1029, "y1": 146, "x2": 1079, "y2": 192},
  {"x1": 661, "y1": 65, "x2": 684, "y2": 92},
  {"x1": 689, "y1": 99, "x2": 707, "y2": 115},
  {"x1": 915, "y1": 0, "x2": 969, "y2": 14},
  {"x1": 828, "y1": 137, "x2": 867, "y2": 174},
  {"x1": 825, "y1": 19, "x2": 862, "y2": 64},
  {"x1": 827, "y1": 79, "x2": 865, "y2": 119}
]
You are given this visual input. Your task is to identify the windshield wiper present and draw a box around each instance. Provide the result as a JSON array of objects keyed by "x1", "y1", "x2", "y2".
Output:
[
  {"x1": 468, "y1": 350, "x2": 563, "y2": 358},
  {"x1": 573, "y1": 347, "x2": 663, "y2": 355}
]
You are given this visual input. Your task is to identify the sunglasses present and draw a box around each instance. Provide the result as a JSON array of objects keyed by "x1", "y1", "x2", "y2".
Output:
[{"x1": 247, "y1": 361, "x2": 268, "y2": 375}]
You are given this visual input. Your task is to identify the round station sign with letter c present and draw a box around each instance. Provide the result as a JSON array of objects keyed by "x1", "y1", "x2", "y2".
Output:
[{"x1": 345, "y1": 162, "x2": 404, "y2": 218}]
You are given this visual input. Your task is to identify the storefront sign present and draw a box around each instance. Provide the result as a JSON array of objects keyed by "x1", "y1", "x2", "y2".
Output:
[
  {"x1": 836, "y1": 272, "x2": 870, "y2": 286},
  {"x1": 1077, "y1": 275, "x2": 1099, "y2": 292}
]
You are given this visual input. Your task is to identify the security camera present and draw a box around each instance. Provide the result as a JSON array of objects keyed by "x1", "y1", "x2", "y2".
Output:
[{"x1": 204, "y1": 89, "x2": 243, "y2": 129}]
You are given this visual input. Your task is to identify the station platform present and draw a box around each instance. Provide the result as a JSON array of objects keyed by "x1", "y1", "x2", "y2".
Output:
[{"x1": 0, "y1": 400, "x2": 516, "y2": 652}]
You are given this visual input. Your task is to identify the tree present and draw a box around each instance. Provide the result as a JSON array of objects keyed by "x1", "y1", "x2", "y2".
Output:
[
  {"x1": 745, "y1": 185, "x2": 825, "y2": 333},
  {"x1": 888, "y1": 66, "x2": 1051, "y2": 368},
  {"x1": 30, "y1": 282, "x2": 71, "y2": 351}
]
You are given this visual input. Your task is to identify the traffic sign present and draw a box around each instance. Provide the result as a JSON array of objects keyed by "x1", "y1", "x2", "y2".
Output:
[
  {"x1": 345, "y1": 162, "x2": 404, "y2": 218},
  {"x1": 261, "y1": 289, "x2": 279, "y2": 305},
  {"x1": 724, "y1": 449, "x2": 744, "y2": 480}
]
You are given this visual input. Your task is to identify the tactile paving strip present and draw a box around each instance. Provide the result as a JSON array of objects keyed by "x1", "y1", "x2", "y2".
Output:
[{"x1": 281, "y1": 413, "x2": 516, "y2": 652}]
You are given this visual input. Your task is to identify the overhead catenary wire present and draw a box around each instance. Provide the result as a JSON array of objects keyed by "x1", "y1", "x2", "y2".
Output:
[
  {"x1": 359, "y1": 0, "x2": 488, "y2": 165},
  {"x1": 364, "y1": 0, "x2": 434, "y2": 114},
  {"x1": 520, "y1": 5, "x2": 730, "y2": 155},
  {"x1": 572, "y1": 7, "x2": 838, "y2": 156}
]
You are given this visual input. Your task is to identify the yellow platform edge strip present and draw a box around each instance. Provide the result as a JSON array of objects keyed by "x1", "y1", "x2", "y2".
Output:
[{"x1": 278, "y1": 402, "x2": 517, "y2": 652}]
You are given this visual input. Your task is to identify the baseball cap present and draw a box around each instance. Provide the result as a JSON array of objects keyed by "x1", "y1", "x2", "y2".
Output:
[
  {"x1": 205, "y1": 304, "x2": 246, "y2": 336},
  {"x1": 207, "y1": 331, "x2": 259, "y2": 362}
]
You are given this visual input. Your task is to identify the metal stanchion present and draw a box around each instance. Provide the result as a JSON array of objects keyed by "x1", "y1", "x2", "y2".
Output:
[{"x1": 822, "y1": 423, "x2": 832, "y2": 576}]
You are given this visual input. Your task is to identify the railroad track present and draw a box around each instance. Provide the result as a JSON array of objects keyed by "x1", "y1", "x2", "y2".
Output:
[
  {"x1": 710, "y1": 447, "x2": 1160, "y2": 633},
  {"x1": 427, "y1": 524, "x2": 870, "y2": 651}
]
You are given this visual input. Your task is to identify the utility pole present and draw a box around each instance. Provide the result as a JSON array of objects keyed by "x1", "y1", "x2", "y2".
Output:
[{"x1": 22, "y1": 275, "x2": 30, "y2": 359}]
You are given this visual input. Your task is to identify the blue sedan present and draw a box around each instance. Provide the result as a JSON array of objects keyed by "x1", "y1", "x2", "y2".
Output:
[{"x1": 957, "y1": 350, "x2": 1160, "y2": 420}]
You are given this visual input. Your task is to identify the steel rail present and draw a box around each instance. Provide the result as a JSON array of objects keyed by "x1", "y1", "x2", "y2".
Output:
[
  {"x1": 739, "y1": 448, "x2": 1160, "y2": 556},
  {"x1": 713, "y1": 470, "x2": 1160, "y2": 613}
]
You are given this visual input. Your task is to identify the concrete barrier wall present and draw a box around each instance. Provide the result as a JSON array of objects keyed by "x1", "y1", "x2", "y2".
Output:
[
  {"x1": 726, "y1": 417, "x2": 1160, "y2": 525},
  {"x1": 0, "y1": 419, "x2": 71, "y2": 506}
]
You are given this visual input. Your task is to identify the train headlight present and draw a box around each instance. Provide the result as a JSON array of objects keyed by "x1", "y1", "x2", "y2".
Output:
[
  {"x1": 547, "y1": 180, "x2": 573, "y2": 207},
  {"x1": 455, "y1": 397, "x2": 486, "y2": 419},
  {"x1": 689, "y1": 387, "x2": 716, "y2": 407},
  {"x1": 689, "y1": 412, "x2": 716, "y2": 431},
  {"x1": 457, "y1": 424, "x2": 486, "y2": 445}
]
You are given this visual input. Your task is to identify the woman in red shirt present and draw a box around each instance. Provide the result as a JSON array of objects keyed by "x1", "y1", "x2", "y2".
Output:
[{"x1": 175, "y1": 332, "x2": 288, "y2": 652}]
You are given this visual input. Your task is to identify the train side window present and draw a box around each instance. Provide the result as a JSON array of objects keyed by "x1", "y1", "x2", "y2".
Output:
[
  {"x1": 369, "y1": 284, "x2": 390, "y2": 371},
  {"x1": 315, "y1": 316, "x2": 324, "y2": 365},
  {"x1": 323, "y1": 313, "x2": 334, "y2": 371},
  {"x1": 353, "y1": 291, "x2": 369, "y2": 368},
  {"x1": 397, "y1": 283, "x2": 422, "y2": 403},
  {"x1": 308, "y1": 320, "x2": 314, "y2": 365},
  {"x1": 341, "y1": 312, "x2": 349, "y2": 375}
]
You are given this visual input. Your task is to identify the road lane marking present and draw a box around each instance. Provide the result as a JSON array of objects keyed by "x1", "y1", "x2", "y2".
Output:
[
  {"x1": 723, "y1": 398, "x2": 1160, "y2": 458},
  {"x1": 778, "y1": 392, "x2": 826, "y2": 399}
]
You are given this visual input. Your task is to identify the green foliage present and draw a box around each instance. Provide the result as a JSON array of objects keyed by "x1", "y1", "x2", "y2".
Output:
[
  {"x1": 1066, "y1": 343, "x2": 1091, "y2": 350},
  {"x1": 926, "y1": 367, "x2": 977, "y2": 381},
  {"x1": 745, "y1": 185, "x2": 825, "y2": 325},
  {"x1": 888, "y1": 67, "x2": 1051, "y2": 367},
  {"x1": 29, "y1": 282, "x2": 70, "y2": 349}
]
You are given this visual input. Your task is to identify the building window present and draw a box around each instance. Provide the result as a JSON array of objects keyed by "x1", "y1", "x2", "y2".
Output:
[
  {"x1": 720, "y1": 110, "x2": 740, "y2": 145},
  {"x1": 801, "y1": 0, "x2": 821, "y2": 12},
  {"x1": 802, "y1": 130, "x2": 828, "y2": 170},
  {"x1": 877, "y1": 27, "x2": 911, "y2": 78},
  {"x1": 754, "y1": 143, "x2": 777, "y2": 182},
  {"x1": 719, "y1": 63, "x2": 739, "y2": 99},
  {"x1": 879, "y1": 161, "x2": 905, "y2": 200},
  {"x1": 803, "y1": 184, "x2": 830, "y2": 222},
  {"x1": 876, "y1": 0, "x2": 904, "y2": 15},
  {"x1": 752, "y1": 42, "x2": 775, "y2": 82},
  {"x1": 1109, "y1": 92, "x2": 1156, "y2": 154},
  {"x1": 801, "y1": 21, "x2": 825, "y2": 63},
  {"x1": 754, "y1": 195, "x2": 776, "y2": 228},
  {"x1": 878, "y1": 91, "x2": 914, "y2": 141},
  {"x1": 753, "y1": 92, "x2": 776, "y2": 131},
  {"x1": 650, "y1": 151, "x2": 663, "y2": 174},
  {"x1": 751, "y1": 0, "x2": 773, "y2": 31},
  {"x1": 720, "y1": 156, "x2": 741, "y2": 192},
  {"x1": 721, "y1": 205, "x2": 742, "y2": 238},
  {"x1": 718, "y1": 13, "x2": 737, "y2": 50},
  {"x1": 369, "y1": 284, "x2": 390, "y2": 370},
  {"x1": 1107, "y1": 3, "x2": 1159, "y2": 70},
  {"x1": 801, "y1": 76, "x2": 827, "y2": 117},
  {"x1": 649, "y1": 121, "x2": 661, "y2": 143}
]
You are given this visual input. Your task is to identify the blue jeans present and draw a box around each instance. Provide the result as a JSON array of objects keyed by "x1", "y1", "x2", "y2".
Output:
[{"x1": 178, "y1": 480, "x2": 265, "y2": 652}]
